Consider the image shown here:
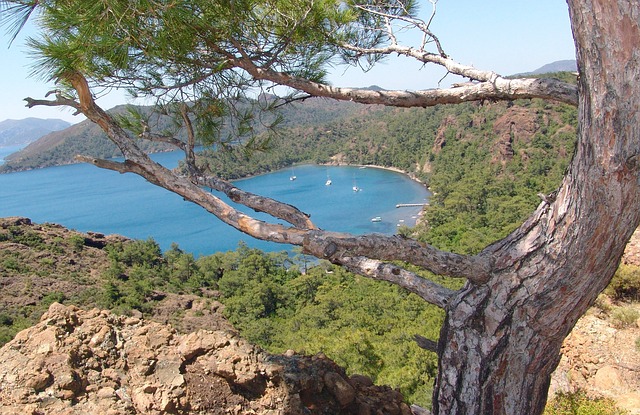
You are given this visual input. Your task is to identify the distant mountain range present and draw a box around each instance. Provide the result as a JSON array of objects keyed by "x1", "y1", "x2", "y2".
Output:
[
  {"x1": 518, "y1": 60, "x2": 577, "y2": 76},
  {"x1": 0, "y1": 118, "x2": 71, "y2": 147}
]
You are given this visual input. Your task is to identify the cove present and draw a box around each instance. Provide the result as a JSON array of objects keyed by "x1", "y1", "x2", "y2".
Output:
[{"x1": 0, "y1": 151, "x2": 430, "y2": 256}]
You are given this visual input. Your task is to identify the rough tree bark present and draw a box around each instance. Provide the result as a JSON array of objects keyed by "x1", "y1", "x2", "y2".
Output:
[
  {"x1": 14, "y1": 1, "x2": 640, "y2": 414},
  {"x1": 431, "y1": 1, "x2": 640, "y2": 414}
]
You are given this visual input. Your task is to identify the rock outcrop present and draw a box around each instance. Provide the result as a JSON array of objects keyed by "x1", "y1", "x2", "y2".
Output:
[
  {"x1": 549, "y1": 311, "x2": 640, "y2": 414},
  {"x1": 0, "y1": 303, "x2": 412, "y2": 415}
]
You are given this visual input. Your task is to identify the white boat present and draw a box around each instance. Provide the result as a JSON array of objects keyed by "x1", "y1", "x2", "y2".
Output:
[
  {"x1": 352, "y1": 173, "x2": 360, "y2": 192},
  {"x1": 371, "y1": 216, "x2": 382, "y2": 222},
  {"x1": 290, "y1": 175, "x2": 297, "y2": 181},
  {"x1": 325, "y1": 179, "x2": 332, "y2": 186}
]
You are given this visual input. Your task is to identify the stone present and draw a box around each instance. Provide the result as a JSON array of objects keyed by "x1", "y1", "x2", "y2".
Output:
[
  {"x1": 24, "y1": 371, "x2": 52, "y2": 392},
  {"x1": 592, "y1": 365, "x2": 624, "y2": 391},
  {"x1": 324, "y1": 371, "x2": 356, "y2": 406}
]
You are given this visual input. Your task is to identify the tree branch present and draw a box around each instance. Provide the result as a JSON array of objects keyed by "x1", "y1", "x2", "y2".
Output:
[
  {"x1": 59, "y1": 71, "x2": 469, "y2": 311},
  {"x1": 303, "y1": 232, "x2": 492, "y2": 284},
  {"x1": 333, "y1": 256, "x2": 455, "y2": 308},
  {"x1": 414, "y1": 334, "x2": 438, "y2": 352},
  {"x1": 233, "y1": 57, "x2": 578, "y2": 107},
  {"x1": 76, "y1": 153, "x2": 457, "y2": 309},
  {"x1": 139, "y1": 129, "x2": 187, "y2": 151},
  {"x1": 195, "y1": 175, "x2": 316, "y2": 230},
  {"x1": 354, "y1": 3, "x2": 446, "y2": 56},
  {"x1": 24, "y1": 90, "x2": 81, "y2": 114}
]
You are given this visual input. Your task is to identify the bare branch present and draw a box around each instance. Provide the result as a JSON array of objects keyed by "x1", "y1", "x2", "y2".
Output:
[
  {"x1": 334, "y1": 256, "x2": 455, "y2": 308},
  {"x1": 414, "y1": 334, "x2": 438, "y2": 352},
  {"x1": 178, "y1": 103, "x2": 198, "y2": 174},
  {"x1": 303, "y1": 232, "x2": 492, "y2": 283},
  {"x1": 76, "y1": 147, "x2": 458, "y2": 304},
  {"x1": 139, "y1": 130, "x2": 187, "y2": 151},
  {"x1": 24, "y1": 90, "x2": 81, "y2": 114},
  {"x1": 354, "y1": 3, "x2": 446, "y2": 56},
  {"x1": 233, "y1": 57, "x2": 578, "y2": 107},
  {"x1": 195, "y1": 175, "x2": 316, "y2": 230}
]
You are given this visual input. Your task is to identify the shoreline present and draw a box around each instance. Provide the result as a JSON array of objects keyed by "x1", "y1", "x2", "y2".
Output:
[{"x1": 319, "y1": 162, "x2": 429, "y2": 189}]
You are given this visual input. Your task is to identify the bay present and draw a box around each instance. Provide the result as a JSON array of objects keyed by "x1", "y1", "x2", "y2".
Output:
[{"x1": 0, "y1": 151, "x2": 430, "y2": 256}]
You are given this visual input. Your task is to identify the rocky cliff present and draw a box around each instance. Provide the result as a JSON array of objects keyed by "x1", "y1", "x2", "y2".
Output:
[{"x1": 0, "y1": 303, "x2": 412, "y2": 415}]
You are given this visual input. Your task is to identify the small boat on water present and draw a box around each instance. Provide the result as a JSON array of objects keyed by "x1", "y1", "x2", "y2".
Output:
[
  {"x1": 371, "y1": 216, "x2": 382, "y2": 222},
  {"x1": 352, "y1": 186, "x2": 360, "y2": 192},
  {"x1": 325, "y1": 179, "x2": 332, "y2": 186},
  {"x1": 290, "y1": 175, "x2": 297, "y2": 181}
]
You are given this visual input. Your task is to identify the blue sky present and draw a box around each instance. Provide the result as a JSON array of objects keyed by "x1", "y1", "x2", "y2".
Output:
[{"x1": 0, "y1": 1, "x2": 576, "y2": 124}]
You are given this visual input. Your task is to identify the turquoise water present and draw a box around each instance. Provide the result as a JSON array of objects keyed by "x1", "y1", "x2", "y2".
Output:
[{"x1": 0, "y1": 151, "x2": 429, "y2": 255}]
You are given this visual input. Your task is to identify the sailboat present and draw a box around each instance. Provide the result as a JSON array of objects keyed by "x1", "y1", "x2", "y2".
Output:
[
  {"x1": 325, "y1": 168, "x2": 332, "y2": 186},
  {"x1": 352, "y1": 172, "x2": 360, "y2": 192},
  {"x1": 289, "y1": 166, "x2": 296, "y2": 181}
]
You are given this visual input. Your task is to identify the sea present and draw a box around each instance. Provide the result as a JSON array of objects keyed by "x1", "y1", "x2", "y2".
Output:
[{"x1": 0, "y1": 149, "x2": 430, "y2": 256}]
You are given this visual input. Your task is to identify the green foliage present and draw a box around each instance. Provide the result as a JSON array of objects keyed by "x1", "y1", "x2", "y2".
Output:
[
  {"x1": 209, "y1": 249, "x2": 448, "y2": 408},
  {"x1": 41, "y1": 291, "x2": 66, "y2": 307},
  {"x1": 106, "y1": 238, "x2": 163, "y2": 268},
  {"x1": 606, "y1": 265, "x2": 640, "y2": 302},
  {"x1": 609, "y1": 306, "x2": 640, "y2": 329},
  {"x1": 544, "y1": 390, "x2": 629, "y2": 415},
  {"x1": 68, "y1": 234, "x2": 85, "y2": 252},
  {"x1": 2, "y1": 226, "x2": 47, "y2": 250},
  {"x1": 0, "y1": 313, "x2": 14, "y2": 326}
]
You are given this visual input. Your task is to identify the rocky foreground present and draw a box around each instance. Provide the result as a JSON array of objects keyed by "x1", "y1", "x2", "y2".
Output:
[{"x1": 0, "y1": 303, "x2": 412, "y2": 415}]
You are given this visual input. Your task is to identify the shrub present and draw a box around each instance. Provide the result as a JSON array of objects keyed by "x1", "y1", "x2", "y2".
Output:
[
  {"x1": 0, "y1": 313, "x2": 13, "y2": 326},
  {"x1": 606, "y1": 264, "x2": 640, "y2": 302},
  {"x1": 544, "y1": 390, "x2": 629, "y2": 415},
  {"x1": 68, "y1": 235, "x2": 86, "y2": 252},
  {"x1": 41, "y1": 292, "x2": 67, "y2": 307},
  {"x1": 610, "y1": 306, "x2": 640, "y2": 329}
]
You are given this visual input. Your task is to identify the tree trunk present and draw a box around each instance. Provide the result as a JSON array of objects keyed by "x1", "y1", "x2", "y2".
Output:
[{"x1": 432, "y1": 2, "x2": 640, "y2": 414}]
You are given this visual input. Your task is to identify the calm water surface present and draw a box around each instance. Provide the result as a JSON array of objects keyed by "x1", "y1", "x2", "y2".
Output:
[{"x1": 0, "y1": 151, "x2": 430, "y2": 255}]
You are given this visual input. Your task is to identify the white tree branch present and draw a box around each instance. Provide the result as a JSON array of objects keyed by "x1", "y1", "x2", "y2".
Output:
[
  {"x1": 234, "y1": 56, "x2": 578, "y2": 107},
  {"x1": 335, "y1": 256, "x2": 455, "y2": 308},
  {"x1": 194, "y1": 175, "x2": 316, "y2": 230},
  {"x1": 303, "y1": 232, "x2": 492, "y2": 283}
]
